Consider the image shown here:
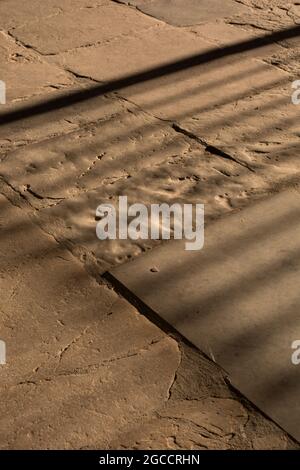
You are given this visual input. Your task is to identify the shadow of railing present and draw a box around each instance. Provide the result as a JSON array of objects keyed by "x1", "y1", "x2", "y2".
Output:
[
  {"x1": 0, "y1": 24, "x2": 299, "y2": 125},
  {"x1": 0, "y1": 20, "x2": 300, "y2": 445}
]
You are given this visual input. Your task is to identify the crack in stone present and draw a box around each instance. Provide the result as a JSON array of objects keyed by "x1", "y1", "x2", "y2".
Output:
[
  {"x1": 157, "y1": 414, "x2": 225, "y2": 440},
  {"x1": 37, "y1": 23, "x2": 165, "y2": 57},
  {"x1": 16, "y1": 337, "x2": 167, "y2": 387},
  {"x1": 25, "y1": 184, "x2": 65, "y2": 202},
  {"x1": 167, "y1": 342, "x2": 182, "y2": 401},
  {"x1": 0, "y1": 175, "x2": 33, "y2": 208},
  {"x1": 78, "y1": 153, "x2": 106, "y2": 179},
  {"x1": 226, "y1": 20, "x2": 271, "y2": 32},
  {"x1": 172, "y1": 123, "x2": 256, "y2": 172},
  {"x1": 64, "y1": 68, "x2": 102, "y2": 83},
  {"x1": 5, "y1": 30, "x2": 51, "y2": 58},
  {"x1": 56, "y1": 327, "x2": 90, "y2": 364}
]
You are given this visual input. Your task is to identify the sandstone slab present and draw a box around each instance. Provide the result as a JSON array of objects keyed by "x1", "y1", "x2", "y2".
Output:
[
  {"x1": 10, "y1": 3, "x2": 160, "y2": 55},
  {"x1": 228, "y1": 0, "x2": 299, "y2": 33},
  {"x1": 0, "y1": 87, "x2": 123, "y2": 156},
  {"x1": 0, "y1": 106, "x2": 188, "y2": 204},
  {"x1": 110, "y1": 188, "x2": 300, "y2": 442},
  {"x1": 126, "y1": 0, "x2": 248, "y2": 27},
  {"x1": 0, "y1": 337, "x2": 179, "y2": 449},
  {"x1": 35, "y1": 133, "x2": 300, "y2": 276},
  {"x1": 50, "y1": 24, "x2": 286, "y2": 125},
  {"x1": 178, "y1": 84, "x2": 300, "y2": 178},
  {"x1": 0, "y1": 32, "x2": 72, "y2": 103},
  {"x1": 0, "y1": 0, "x2": 110, "y2": 30},
  {"x1": 0, "y1": 192, "x2": 180, "y2": 448},
  {"x1": 1, "y1": 0, "x2": 299, "y2": 450}
]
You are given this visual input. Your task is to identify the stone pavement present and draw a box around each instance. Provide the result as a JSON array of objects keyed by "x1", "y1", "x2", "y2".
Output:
[
  {"x1": 110, "y1": 188, "x2": 300, "y2": 442},
  {"x1": 0, "y1": 0, "x2": 299, "y2": 449}
]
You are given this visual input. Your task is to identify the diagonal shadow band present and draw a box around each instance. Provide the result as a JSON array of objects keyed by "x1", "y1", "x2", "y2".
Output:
[{"x1": 0, "y1": 25, "x2": 299, "y2": 126}]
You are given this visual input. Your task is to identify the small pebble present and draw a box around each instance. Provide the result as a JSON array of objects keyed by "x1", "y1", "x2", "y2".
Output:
[{"x1": 150, "y1": 266, "x2": 159, "y2": 273}]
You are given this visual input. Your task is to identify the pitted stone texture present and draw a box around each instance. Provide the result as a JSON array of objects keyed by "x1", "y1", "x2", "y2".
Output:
[
  {"x1": 109, "y1": 343, "x2": 296, "y2": 450},
  {"x1": 227, "y1": 0, "x2": 300, "y2": 32},
  {"x1": 121, "y1": 0, "x2": 249, "y2": 27},
  {"x1": 1, "y1": 0, "x2": 299, "y2": 450},
  {"x1": 10, "y1": 3, "x2": 160, "y2": 55},
  {"x1": 264, "y1": 45, "x2": 300, "y2": 76},
  {"x1": 178, "y1": 84, "x2": 300, "y2": 180},
  {"x1": 2, "y1": 192, "x2": 292, "y2": 450},
  {"x1": 0, "y1": 108, "x2": 188, "y2": 206},
  {"x1": 0, "y1": 32, "x2": 72, "y2": 103},
  {"x1": 0, "y1": 88, "x2": 123, "y2": 155},
  {"x1": 111, "y1": 398, "x2": 249, "y2": 450},
  {"x1": 35, "y1": 136, "x2": 294, "y2": 274}
]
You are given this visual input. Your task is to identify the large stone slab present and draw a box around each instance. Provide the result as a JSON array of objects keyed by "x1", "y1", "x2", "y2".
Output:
[
  {"x1": 0, "y1": 0, "x2": 110, "y2": 30},
  {"x1": 0, "y1": 192, "x2": 179, "y2": 448},
  {"x1": 0, "y1": 87, "x2": 122, "y2": 155},
  {"x1": 110, "y1": 188, "x2": 300, "y2": 442},
  {"x1": 186, "y1": 21, "x2": 259, "y2": 47},
  {"x1": 49, "y1": 24, "x2": 212, "y2": 79},
  {"x1": 123, "y1": 0, "x2": 248, "y2": 27},
  {"x1": 0, "y1": 194, "x2": 292, "y2": 450},
  {"x1": 51, "y1": 23, "x2": 285, "y2": 125},
  {"x1": 178, "y1": 84, "x2": 300, "y2": 175},
  {"x1": 0, "y1": 32, "x2": 72, "y2": 102},
  {"x1": 0, "y1": 107, "x2": 187, "y2": 204},
  {"x1": 0, "y1": 333, "x2": 179, "y2": 449},
  {"x1": 35, "y1": 134, "x2": 274, "y2": 273},
  {"x1": 228, "y1": 0, "x2": 299, "y2": 33},
  {"x1": 10, "y1": 3, "x2": 160, "y2": 55}
]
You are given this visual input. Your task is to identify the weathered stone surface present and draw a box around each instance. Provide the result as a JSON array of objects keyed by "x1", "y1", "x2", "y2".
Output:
[
  {"x1": 0, "y1": 337, "x2": 179, "y2": 449},
  {"x1": 0, "y1": 107, "x2": 188, "y2": 205},
  {"x1": 264, "y1": 45, "x2": 300, "y2": 76},
  {"x1": 110, "y1": 188, "x2": 300, "y2": 442},
  {"x1": 109, "y1": 343, "x2": 295, "y2": 450},
  {"x1": 122, "y1": 0, "x2": 249, "y2": 27},
  {"x1": 50, "y1": 24, "x2": 286, "y2": 125},
  {"x1": 51, "y1": 21, "x2": 282, "y2": 79},
  {"x1": 1, "y1": 192, "x2": 293, "y2": 450},
  {"x1": 35, "y1": 135, "x2": 292, "y2": 274},
  {"x1": 49, "y1": 23, "x2": 211, "y2": 79},
  {"x1": 111, "y1": 398, "x2": 248, "y2": 450},
  {"x1": 227, "y1": 0, "x2": 300, "y2": 33},
  {"x1": 0, "y1": 32, "x2": 72, "y2": 102},
  {"x1": 178, "y1": 84, "x2": 300, "y2": 178},
  {"x1": 0, "y1": 0, "x2": 299, "y2": 449},
  {"x1": 0, "y1": 192, "x2": 114, "y2": 386},
  {"x1": 0, "y1": 192, "x2": 181, "y2": 448},
  {"x1": 10, "y1": 3, "x2": 160, "y2": 55},
  {"x1": 0, "y1": 0, "x2": 110, "y2": 30},
  {"x1": 186, "y1": 21, "x2": 259, "y2": 46},
  {"x1": 0, "y1": 87, "x2": 123, "y2": 155}
]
